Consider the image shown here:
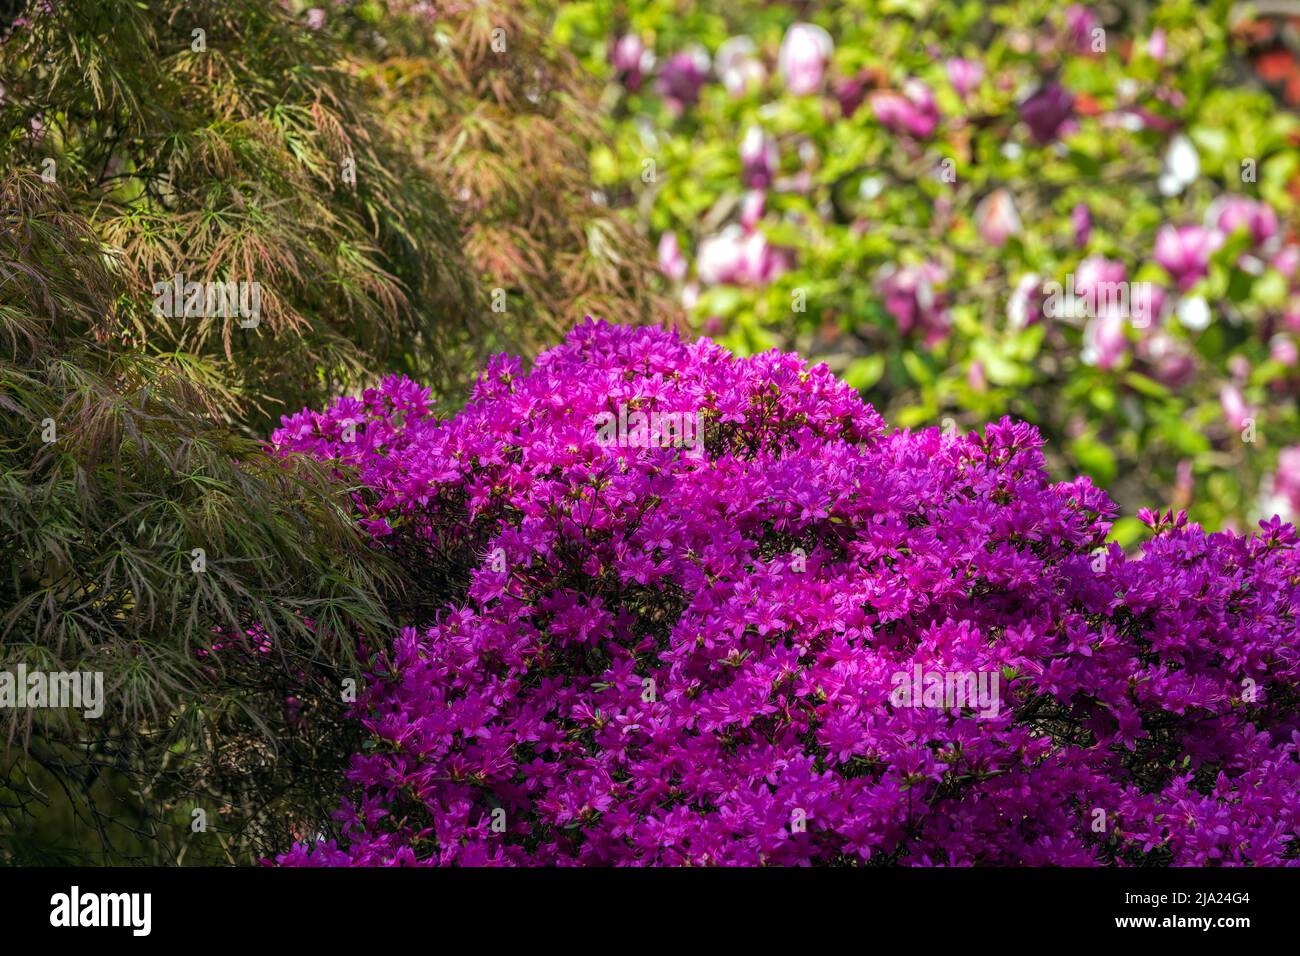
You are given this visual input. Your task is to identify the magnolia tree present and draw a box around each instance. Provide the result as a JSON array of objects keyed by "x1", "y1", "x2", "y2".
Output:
[
  {"x1": 553, "y1": 0, "x2": 1300, "y2": 536},
  {"x1": 272, "y1": 322, "x2": 1299, "y2": 866}
]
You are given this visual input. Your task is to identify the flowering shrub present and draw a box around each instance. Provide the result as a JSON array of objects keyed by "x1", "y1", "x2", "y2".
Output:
[
  {"x1": 553, "y1": 0, "x2": 1300, "y2": 534},
  {"x1": 273, "y1": 322, "x2": 1300, "y2": 865}
]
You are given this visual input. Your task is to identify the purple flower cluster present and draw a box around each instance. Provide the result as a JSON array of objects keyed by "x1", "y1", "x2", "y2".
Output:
[{"x1": 273, "y1": 322, "x2": 1300, "y2": 866}]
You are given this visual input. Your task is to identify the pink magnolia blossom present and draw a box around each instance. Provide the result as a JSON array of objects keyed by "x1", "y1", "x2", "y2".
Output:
[
  {"x1": 1273, "y1": 246, "x2": 1300, "y2": 282},
  {"x1": 1272, "y1": 335, "x2": 1298, "y2": 366},
  {"x1": 974, "y1": 189, "x2": 1021, "y2": 247},
  {"x1": 1139, "y1": 332, "x2": 1197, "y2": 388},
  {"x1": 778, "y1": 23, "x2": 833, "y2": 95},
  {"x1": 1154, "y1": 224, "x2": 1223, "y2": 290},
  {"x1": 739, "y1": 190, "x2": 765, "y2": 231},
  {"x1": 696, "y1": 227, "x2": 746, "y2": 286},
  {"x1": 612, "y1": 34, "x2": 653, "y2": 92},
  {"x1": 715, "y1": 36, "x2": 765, "y2": 96},
  {"x1": 1072, "y1": 203, "x2": 1092, "y2": 248},
  {"x1": 1274, "y1": 446, "x2": 1300, "y2": 513},
  {"x1": 945, "y1": 57, "x2": 983, "y2": 99},
  {"x1": 657, "y1": 46, "x2": 711, "y2": 110},
  {"x1": 696, "y1": 226, "x2": 785, "y2": 286},
  {"x1": 1020, "y1": 83, "x2": 1075, "y2": 144},
  {"x1": 1064, "y1": 5, "x2": 1099, "y2": 53},
  {"x1": 877, "y1": 261, "x2": 950, "y2": 342},
  {"x1": 1075, "y1": 255, "x2": 1127, "y2": 311},
  {"x1": 657, "y1": 232, "x2": 687, "y2": 282},
  {"x1": 1220, "y1": 384, "x2": 1253, "y2": 432},
  {"x1": 872, "y1": 79, "x2": 940, "y2": 139},
  {"x1": 832, "y1": 70, "x2": 872, "y2": 118},
  {"x1": 1209, "y1": 196, "x2": 1279, "y2": 249},
  {"x1": 739, "y1": 126, "x2": 778, "y2": 189},
  {"x1": 1083, "y1": 311, "x2": 1128, "y2": 370},
  {"x1": 1147, "y1": 28, "x2": 1167, "y2": 62},
  {"x1": 1008, "y1": 273, "x2": 1044, "y2": 329}
]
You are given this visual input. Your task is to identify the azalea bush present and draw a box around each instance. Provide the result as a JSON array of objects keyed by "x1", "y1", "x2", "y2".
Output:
[
  {"x1": 553, "y1": 0, "x2": 1300, "y2": 535},
  {"x1": 272, "y1": 322, "x2": 1300, "y2": 866}
]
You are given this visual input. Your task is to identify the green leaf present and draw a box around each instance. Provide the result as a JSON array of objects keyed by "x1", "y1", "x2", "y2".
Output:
[
  {"x1": 1069, "y1": 433, "x2": 1118, "y2": 485},
  {"x1": 1123, "y1": 372, "x2": 1169, "y2": 399},
  {"x1": 1107, "y1": 516, "x2": 1149, "y2": 548},
  {"x1": 901, "y1": 350, "x2": 935, "y2": 386},
  {"x1": 843, "y1": 355, "x2": 886, "y2": 391}
]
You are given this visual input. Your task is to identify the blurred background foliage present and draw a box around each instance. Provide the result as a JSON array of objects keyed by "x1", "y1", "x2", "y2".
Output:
[
  {"x1": 0, "y1": 0, "x2": 665, "y2": 864},
  {"x1": 553, "y1": 0, "x2": 1300, "y2": 539}
]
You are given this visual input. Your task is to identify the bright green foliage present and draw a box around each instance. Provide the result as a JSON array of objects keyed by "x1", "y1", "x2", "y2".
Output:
[{"x1": 556, "y1": 0, "x2": 1300, "y2": 533}]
